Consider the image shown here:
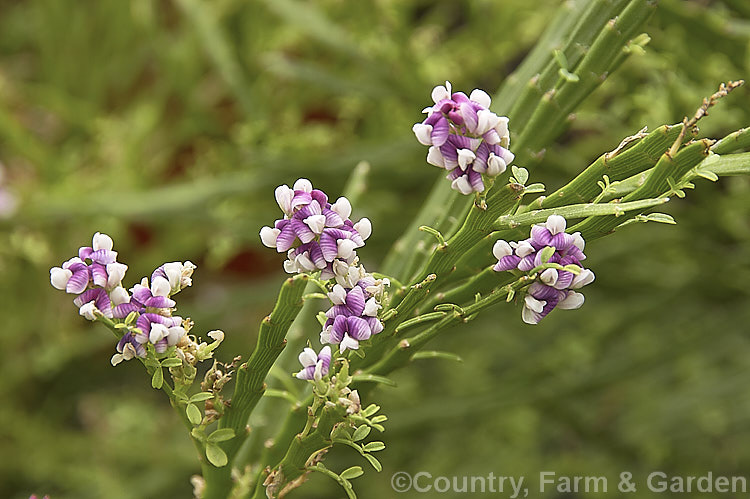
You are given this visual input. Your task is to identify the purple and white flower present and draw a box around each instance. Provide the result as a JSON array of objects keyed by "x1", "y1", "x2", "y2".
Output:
[
  {"x1": 295, "y1": 345, "x2": 332, "y2": 380},
  {"x1": 414, "y1": 81, "x2": 514, "y2": 195},
  {"x1": 259, "y1": 179, "x2": 372, "y2": 279},
  {"x1": 320, "y1": 265, "x2": 387, "y2": 352},
  {"x1": 493, "y1": 215, "x2": 595, "y2": 324}
]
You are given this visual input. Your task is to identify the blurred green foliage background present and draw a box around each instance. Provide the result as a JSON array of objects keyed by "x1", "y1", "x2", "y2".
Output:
[{"x1": 1, "y1": 0, "x2": 750, "y2": 497}]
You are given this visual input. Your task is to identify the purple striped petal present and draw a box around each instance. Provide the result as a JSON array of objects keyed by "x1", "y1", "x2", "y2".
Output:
[
  {"x1": 78, "y1": 247, "x2": 93, "y2": 260},
  {"x1": 90, "y1": 263, "x2": 108, "y2": 288},
  {"x1": 467, "y1": 169, "x2": 484, "y2": 192},
  {"x1": 74, "y1": 288, "x2": 101, "y2": 307},
  {"x1": 493, "y1": 255, "x2": 521, "y2": 272},
  {"x1": 323, "y1": 209, "x2": 344, "y2": 228},
  {"x1": 346, "y1": 316, "x2": 371, "y2": 341},
  {"x1": 276, "y1": 224, "x2": 297, "y2": 252},
  {"x1": 345, "y1": 286, "x2": 366, "y2": 316},
  {"x1": 517, "y1": 254, "x2": 536, "y2": 272},
  {"x1": 530, "y1": 226, "x2": 553, "y2": 247},
  {"x1": 431, "y1": 116, "x2": 450, "y2": 146},
  {"x1": 365, "y1": 317, "x2": 384, "y2": 335},
  {"x1": 308, "y1": 243, "x2": 327, "y2": 269},
  {"x1": 290, "y1": 191, "x2": 312, "y2": 210},
  {"x1": 113, "y1": 302, "x2": 141, "y2": 318},
  {"x1": 145, "y1": 296, "x2": 176, "y2": 308},
  {"x1": 290, "y1": 219, "x2": 315, "y2": 244},
  {"x1": 311, "y1": 190, "x2": 328, "y2": 206},
  {"x1": 66, "y1": 269, "x2": 90, "y2": 294},
  {"x1": 553, "y1": 271, "x2": 575, "y2": 290},
  {"x1": 330, "y1": 315, "x2": 347, "y2": 343},
  {"x1": 89, "y1": 249, "x2": 117, "y2": 265},
  {"x1": 459, "y1": 101, "x2": 478, "y2": 132}
]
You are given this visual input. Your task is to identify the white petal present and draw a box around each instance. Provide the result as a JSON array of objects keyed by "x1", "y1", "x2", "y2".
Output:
[
  {"x1": 111, "y1": 353, "x2": 125, "y2": 366},
  {"x1": 571, "y1": 232, "x2": 585, "y2": 251},
  {"x1": 475, "y1": 109, "x2": 502, "y2": 135},
  {"x1": 364, "y1": 297, "x2": 381, "y2": 316},
  {"x1": 79, "y1": 302, "x2": 97, "y2": 321},
  {"x1": 353, "y1": 218, "x2": 372, "y2": 240},
  {"x1": 412, "y1": 123, "x2": 434, "y2": 146},
  {"x1": 331, "y1": 197, "x2": 352, "y2": 219},
  {"x1": 298, "y1": 347, "x2": 318, "y2": 367},
  {"x1": 469, "y1": 88, "x2": 492, "y2": 108},
  {"x1": 106, "y1": 262, "x2": 128, "y2": 288},
  {"x1": 274, "y1": 185, "x2": 294, "y2": 213},
  {"x1": 293, "y1": 178, "x2": 313, "y2": 192},
  {"x1": 457, "y1": 148, "x2": 476, "y2": 171},
  {"x1": 320, "y1": 326, "x2": 332, "y2": 344},
  {"x1": 540, "y1": 268, "x2": 559, "y2": 286},
  {"x1": 162, "y1": 262, "x2": 183, "y2": 289},
  {"x1": 151, "y1": 276, "x2": 171, "y2": 297},
  {"x1": 328, "y1": 284, "x2": 347, "y2": 305},
  {"x1": 431, "y1": 83, "x2": 451, "y2": 103},
  {"x1": 167, "y1": 326, "x2": 186, "y2": 346},
  {"x1": 570, "y1": 269, "x2": 595, "y2": 289},
  {"x1": 546, "y1": 215, "x2": 567, "y2": 235},
  {"x1": 110, "y1": 286, "x2": 130, "y2": 306},
  {"x1": 486, "y1": 153, "x2": 507, "y2": 177},
  {"x1": 283, "y1": 259, "x2": 298, "y2": 274},
  {"x1": 522, "y1": 306, "x2": 541, "y2": 325},
  {"x1": 149, "y1": 323, "x2": 169, "y2": 344},
  {"x1": 492, "y1": 240, "x2": 512, "y2": 259},
  {"x1": 558, "y1": 291, "x2": 585, "y2": 309},
  {"x1": 524, "y1": 295, "x2": 545, "y2": 313},
  {"x1": 514, "y1": 241, "x2": 535, "y2": 257},
  {"x1": 451, "y1": 176, "x2": 474, "y2": 195},
  {"x1": 92, "y1": 232, "x2": 114, "y2": 251},
  {"x1": 50, "y1": 267, "x2": 72, "y2": 290},
  {"x1": 337, "y1": 239, "x2": 358, "y2": 260},
  {"x1": 304, "y1": 214, "x2": 327, "y2": 234},
  {"x1": 339, "y1": 334, "x2": 359, "y2": 353},
  {"x1": 426, "y1": 146, "x2": 446, "y2": 168},
  {"x1": 295, "y1": 253, "x2": 316, "y2": 272}
]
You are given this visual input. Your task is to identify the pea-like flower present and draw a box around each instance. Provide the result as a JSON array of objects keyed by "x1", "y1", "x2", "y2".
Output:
[
  {"x1": 295, "y1": 346, "x2": 332, "y2": 380},
  {"x1": 320, "y1": 265, "x2": 387, "y2": 352},
  {"x1": 414, "y1": 81, "x2": 514, "y2": 195},
  {"x1": 259, "y1": 179, "x2": 372, "y2": 279},
  {"x1": 493, "y1": 215, "x2": 595, "y2": 324}
]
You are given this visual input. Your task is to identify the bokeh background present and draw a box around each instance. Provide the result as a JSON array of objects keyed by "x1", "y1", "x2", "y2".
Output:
[{"x1": 2, "y1": 0, "x2": 750, "y2": 497}]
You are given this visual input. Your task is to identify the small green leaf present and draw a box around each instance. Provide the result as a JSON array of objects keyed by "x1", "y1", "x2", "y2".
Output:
[
  {"x1": 350, "y1": 348, "x2": 366, "y2": 359},
  {"x1": 186, "y1": 403, "x2": 202, "y2": 425},
  {"x1": 364, "y1": 454, "x2": 383, "y2": 472},
  {"x1": 638, "y1": 213, "x2": 677, "y2": 225},
  {"x1": 370, "y1": 415, "x2": 388, "y2": 424},
  {"x1": 411, "y1": 351, "x2": 463, "y2": 363},
  {"x1": 161, "y1": 357, "x2": 183, "y2": 368},
  {"x1": 351, "y1": 374, "x2": 396, "y2": 387},
  {"x1": 151, "y1": 368, "x2": 164, "y2": 389},
  {"x1": 363, "y1": 441, "x2": 385, "y2": 452},
  {"x1": 362, "y1": 404, "x2": 380, "y2": 417},
  {"x1": 352, "y1": 425, "x2": 371, "y2": 442},
  {"x1": 189, "y1": 392, "x2": 214, "y2": 403},
  {"x1": 316, "y1": 311, "x2": 328, "y2": 327},
  {"x1": 511, "y1": 165, "x2": 529, "y2": 185},
  {"x1": 553, "y1": 49, "x2": 568, "y2": 69},
  {"x1": 206, "y1": 443, "x2": 228, "y2": 467},
  {"x1": 539, "y1": 246, "x2": 556, "y2": 264},
  {"x1": 340, "y1": 466, "x2": 364, "y2": 480},
  {"x1": 524, "y1": 183, "x2": 546, "y2": 193},
  {"x1": 558, "y1": 68, "x2": 579, "y2": 82},
  {"x1": 208, "y1": 428, "x2": 235, "y2": 442}
]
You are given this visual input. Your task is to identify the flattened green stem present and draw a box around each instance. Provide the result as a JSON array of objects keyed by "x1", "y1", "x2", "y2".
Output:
[
  {"x1": 711, "y1": 127, "x2": 750, "y2": 154},
  {"x1": 357, "y1": 184, "x2": 524, "y2": 369},
  {"x1": 221, "y1": 274, "x2": 308, "y2": 447},
  {"x1": 572, "y1": 139, "x2": 711, "y2": 240},
  {"x1": 516, "y1": 0, "x2": 657, "y2": 158},
  {"x1": 697, "y1": 152, "x2": 750, "y2": 176},
  {"x1": 202, "y1": 274, "x2": 308, "y2": 499},
  {"x1": 505, "y1": 0, "x2": 630, "y2": 135},
  {"x1": 366, "y1": 277, "x2": 533, "y2": 377},
  {"x1": 492, "y1": 197, "x2": 670, "y2": 231},
  {"x1": 524, "y1": 124, "x2": 683, "y2": 210},
  {"x1": 250, "y1": 403, "x2": 344, "y2": 499}
]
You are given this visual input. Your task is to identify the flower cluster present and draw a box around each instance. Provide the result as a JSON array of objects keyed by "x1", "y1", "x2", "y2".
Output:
[
  {"x1": 493, "y1": 215, "x2": 595, "y2": 324},
  {"x1": 49, "y1": 232, "x2": 195, "y2": 364},
  {"x1": 413, "y1": 81, "x2": 514, "y2": 195},
  {"x1": 295, "y1": 346, "x2": 332, "y2": 380},
  {"x1": 320, "y1": 264, "x2": 388, "y2": 353},
  {"x1": 259, "y1": 179, "x2": 372, "y2": 279}
]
